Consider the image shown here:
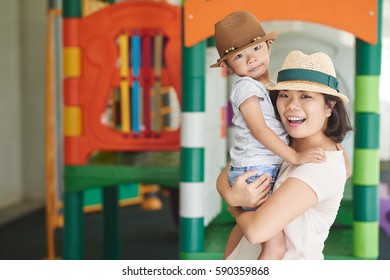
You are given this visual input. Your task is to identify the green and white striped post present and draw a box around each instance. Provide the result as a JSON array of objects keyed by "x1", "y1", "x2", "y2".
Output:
[
  {"x1": 179, "y1": 7, "x2": 207, "y2": 258},
  {"x1": 352, "y1": 0, "x2": 382, "y2": 259}
]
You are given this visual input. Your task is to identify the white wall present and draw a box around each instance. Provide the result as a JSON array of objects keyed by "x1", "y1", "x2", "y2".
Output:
[
  {"x1": 20, "y1": 1, "x2": 46, "y2": 199},
  {"x1": 0, "y1": 1, "x2": 23, "y2": 209},
  {"x1": 380, "y1": 1, "x2": 390, "y2": 160},
  {"x1": 0, "y1": 0, "x2": 46, "y2": 210}
]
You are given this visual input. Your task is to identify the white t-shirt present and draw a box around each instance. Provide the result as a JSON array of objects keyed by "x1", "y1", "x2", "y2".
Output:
[
  {"x1": 227, "y1": 150, "x2": 346, "y2": 260},
  {"x1": 230, "y1": 77, "x2": 288, "y2": 167}
]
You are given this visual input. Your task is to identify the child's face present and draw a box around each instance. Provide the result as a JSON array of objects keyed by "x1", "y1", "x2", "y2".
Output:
[{"x1": 224, "y1": 41, "x2": 270, "y2": 81}]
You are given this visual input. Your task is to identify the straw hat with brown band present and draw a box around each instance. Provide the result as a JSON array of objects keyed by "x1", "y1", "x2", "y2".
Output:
[
  {"x1": 266, "y1": 51, "x2": 349, "y2": 104},
  {"x1": 210, "y1": 10, "x2": 278, "y2": 68}
]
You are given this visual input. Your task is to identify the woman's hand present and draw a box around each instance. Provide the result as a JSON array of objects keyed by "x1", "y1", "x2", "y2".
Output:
[
  {"x1": 217, "y1": 165, "x2": 272, "y2": 208},
  {"x1": 233, "y1": 171, "x2": 271, "y2": 208}
]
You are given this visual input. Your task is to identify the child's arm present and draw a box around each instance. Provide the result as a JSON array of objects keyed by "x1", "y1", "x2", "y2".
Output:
[{"x1": 240, "y1": 96, "x2": 325, "y2": 164}]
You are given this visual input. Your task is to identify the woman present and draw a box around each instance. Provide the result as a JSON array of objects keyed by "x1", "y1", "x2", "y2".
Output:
[{"x1": 217, "y1": 50, "x2": 353, "y2": 260}]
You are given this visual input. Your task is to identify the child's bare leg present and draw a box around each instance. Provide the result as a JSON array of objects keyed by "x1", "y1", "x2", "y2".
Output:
[
  {"x1": 223, "y1": 224, "x2": 244, "y2": 259},
  {"x1": 258, "y1": 231, "x2": 286, "y2": 260}
]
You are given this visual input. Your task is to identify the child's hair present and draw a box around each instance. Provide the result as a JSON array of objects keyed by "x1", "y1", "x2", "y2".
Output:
[{"x1": 270, "y1": 91, "x2": 353, "y2": 143}]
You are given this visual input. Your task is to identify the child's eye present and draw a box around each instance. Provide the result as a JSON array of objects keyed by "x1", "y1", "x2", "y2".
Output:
[
  {"x1": 234, "y1": 53, "x2": 243, "y2": 59},
  {"x1": 254, "y1": 45, "x2": 261, "y2": 51}
]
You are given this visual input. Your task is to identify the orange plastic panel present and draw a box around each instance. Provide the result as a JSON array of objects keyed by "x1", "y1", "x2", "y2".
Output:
[
  {"x1": 184, "y1": 0, "x2": 378, "y2": 47},
  {"x1": 63, "y1": 1, "x2": 181, "y2": 164}
]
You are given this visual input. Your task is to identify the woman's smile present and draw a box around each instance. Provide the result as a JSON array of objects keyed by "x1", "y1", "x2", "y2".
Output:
[
  {"x1": 286, "y1": 116, "x2": 306, "y2": 127},
  {"x1": 285, "y1": 117, "x2": 306, "y2": 128}
]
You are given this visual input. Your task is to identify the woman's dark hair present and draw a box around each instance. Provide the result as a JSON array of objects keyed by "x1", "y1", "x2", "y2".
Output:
[
  {"x1": 269, "y1": 90, "x2": 353, "y2": 143},
  {"x1": 324, "y1": 95, "x2": 353, "y2": 143}
]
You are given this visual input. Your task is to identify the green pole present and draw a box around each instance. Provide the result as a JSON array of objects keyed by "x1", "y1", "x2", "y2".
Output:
[
  {"x1": 353, "y1": 0, "x2": 382, "y2": 259},
  {"x1": 63, "y1": 0, "x2": 82, "y2": 18},
  {"x1": 63, "y1": 0, "x2": 83, "y2": 260},
  {"x1": 179, "y1": 4, "x2": 206, "y2": 259},
  {"x1": 64, "y1": 192, "x2": 84, "y2": 259},
  {"x1": 103, "y1": 186, "x2": 121, "y2": 259}
]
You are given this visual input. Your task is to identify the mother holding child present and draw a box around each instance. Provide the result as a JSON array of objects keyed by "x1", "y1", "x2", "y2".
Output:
[{"x1": 213, "y1": 12, "x2": 353, "y2": 260}]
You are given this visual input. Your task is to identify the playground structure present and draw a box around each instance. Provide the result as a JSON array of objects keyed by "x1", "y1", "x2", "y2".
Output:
[
  {"x1": 45, "y1": 0, "x2": 383, "y2": 260},
  {"x1": 46, "y1": 0, "x2": 226, "y2": 260}
]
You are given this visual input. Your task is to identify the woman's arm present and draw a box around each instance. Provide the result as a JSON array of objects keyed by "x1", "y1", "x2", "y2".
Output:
[
  {"x1": 229, "y1": 176, "x2": 318, "y2": 244},
  {"x1": 216, "y1": 164, "x2": 271, "y2": 208}
]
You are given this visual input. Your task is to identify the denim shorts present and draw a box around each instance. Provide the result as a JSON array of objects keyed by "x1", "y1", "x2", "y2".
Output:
[{"x1": 228, "y1": 164, "x2": 280, "y2": 211}]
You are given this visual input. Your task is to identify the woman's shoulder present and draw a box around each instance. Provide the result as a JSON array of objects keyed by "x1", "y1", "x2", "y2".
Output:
[
  {"x1": 289, "y1": 150, "x2": 345, "y2": 178},
  {"x1": 278, "y1": 151, "x2": 346, "y2": 199},
  {"x1": 324, "y1": 150, "x2": 344, "y2": 159}
]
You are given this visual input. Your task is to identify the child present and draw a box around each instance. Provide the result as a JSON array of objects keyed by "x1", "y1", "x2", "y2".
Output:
[{"x1": 210, "y1": 11, "x2": 326, "y2": 260}]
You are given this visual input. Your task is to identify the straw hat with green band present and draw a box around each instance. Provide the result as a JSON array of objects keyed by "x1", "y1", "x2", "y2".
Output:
[
  {"x1": 266, "y1": 51, "x2": 349, "y2": 104},
  {"x1": 210, "y1": 10, "x2": 278, "y2": 68}
]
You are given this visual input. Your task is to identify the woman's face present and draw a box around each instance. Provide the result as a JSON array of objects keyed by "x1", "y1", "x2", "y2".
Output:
[{"x1": 276, "y1": 90, "x2": 333, "y2": 140}]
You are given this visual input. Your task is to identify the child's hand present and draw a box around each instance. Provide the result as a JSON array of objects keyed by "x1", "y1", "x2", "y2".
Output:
[{"x1": 294, "y1": 147, "x2": 326, "y2": 164}]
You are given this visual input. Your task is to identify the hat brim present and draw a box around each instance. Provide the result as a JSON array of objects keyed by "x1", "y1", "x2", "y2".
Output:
[
  {"x1": 210, "y1": 31, "x2": 278, "y2": 68},
  {"x1": 266, "y1": 81, "x2": 349, "y2": 104}
]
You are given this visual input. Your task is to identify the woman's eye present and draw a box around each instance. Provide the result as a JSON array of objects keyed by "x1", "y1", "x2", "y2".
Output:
[
  {"x1": 302, "y1": 95, "x2": 312, "y2": 99},
  {"x1": 278, "y1": 93, "x2": 288, "y2": 98}
]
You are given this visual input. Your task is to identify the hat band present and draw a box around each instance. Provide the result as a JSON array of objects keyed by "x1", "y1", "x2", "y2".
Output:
[
  {"x1": 224, "y1": 37, "x2": 266, "y2": 55},
  {"x1": 277, "y1": 69, "x2": 339, "y2": 92}
]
